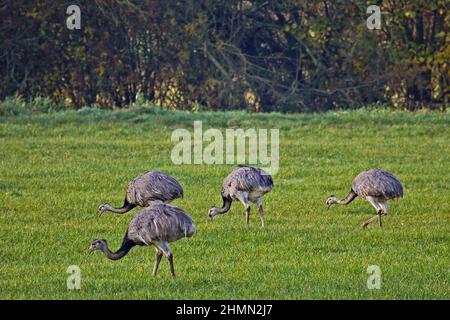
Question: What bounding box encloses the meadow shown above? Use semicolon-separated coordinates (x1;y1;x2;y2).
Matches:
0;108;449;299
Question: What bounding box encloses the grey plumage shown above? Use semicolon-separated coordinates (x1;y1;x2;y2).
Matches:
326;169;404;228
89;202;196;277
98;170;183;215
352;169;403;200
128;202;195;244
208;165;274;227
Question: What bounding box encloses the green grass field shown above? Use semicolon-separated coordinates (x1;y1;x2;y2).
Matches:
0;108;449;299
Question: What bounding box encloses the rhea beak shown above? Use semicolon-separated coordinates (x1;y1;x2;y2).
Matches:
87;244;96;254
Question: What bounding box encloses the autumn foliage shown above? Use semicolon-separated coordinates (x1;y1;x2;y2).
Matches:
1;1;448;111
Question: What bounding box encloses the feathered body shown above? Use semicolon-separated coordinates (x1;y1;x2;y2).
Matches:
352;169;403;200
99;170;183;215
221;165;274;202
208;165;274;227
326;169;403;228
127;171;183;206
90;202;195;277
128;202;196;245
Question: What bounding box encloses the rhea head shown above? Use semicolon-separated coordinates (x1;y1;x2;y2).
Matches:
98;203;111;216
89;239;107;252
207;206;219;220
325;195;338;209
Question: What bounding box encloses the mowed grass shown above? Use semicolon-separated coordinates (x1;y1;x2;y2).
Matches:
0;109;449;299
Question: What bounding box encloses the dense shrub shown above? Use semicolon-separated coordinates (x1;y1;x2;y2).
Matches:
1;1;448;111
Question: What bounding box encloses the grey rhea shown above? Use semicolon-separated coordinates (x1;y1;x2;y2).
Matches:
98;170;183;216
326;169;404;228
208;165;274;227
89;202;195;277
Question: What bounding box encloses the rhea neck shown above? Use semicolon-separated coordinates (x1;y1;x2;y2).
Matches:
217;196;232;214
103;202;135;214
99;240;135;260
335;190;357;205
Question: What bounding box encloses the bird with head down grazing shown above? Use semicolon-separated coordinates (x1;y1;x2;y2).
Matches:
326;169;403;228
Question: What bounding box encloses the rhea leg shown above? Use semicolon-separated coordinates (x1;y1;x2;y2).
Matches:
236;191;251;225
167;252;175;277
158;241;175;277
378;201;388;227
152;241;175;277
380;202;388;216
246;206;251;224
363;197;384;228
362;210;385;228
377;210;382;227
256;198;266;228
152;248;163;277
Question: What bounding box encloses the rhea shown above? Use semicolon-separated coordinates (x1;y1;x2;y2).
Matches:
326;169;403;228
208;165;274;227
89;202;195;277
98;170;183;215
